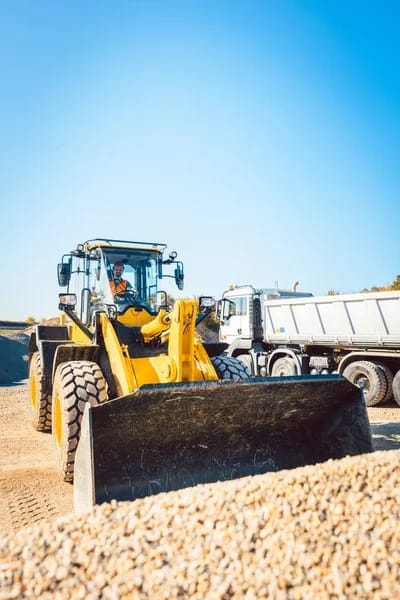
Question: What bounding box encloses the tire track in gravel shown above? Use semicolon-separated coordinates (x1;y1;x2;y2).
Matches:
0;382;73;536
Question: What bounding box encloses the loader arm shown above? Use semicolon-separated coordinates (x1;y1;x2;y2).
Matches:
167;299;218;382
98;312;137;396
139;299;218;383
98;299;218;394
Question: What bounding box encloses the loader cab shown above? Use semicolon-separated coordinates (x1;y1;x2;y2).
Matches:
58;239;184;327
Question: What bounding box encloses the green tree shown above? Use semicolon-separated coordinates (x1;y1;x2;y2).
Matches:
389;274;400;290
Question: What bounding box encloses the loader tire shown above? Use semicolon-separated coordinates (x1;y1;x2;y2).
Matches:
374;362;394;404
342;360;387;406
392;369;400;407
270;356;299;377
211;355;251;380
52;361;108;483
28;352;52;432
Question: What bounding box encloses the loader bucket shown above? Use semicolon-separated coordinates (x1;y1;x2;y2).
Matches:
74;374;372;513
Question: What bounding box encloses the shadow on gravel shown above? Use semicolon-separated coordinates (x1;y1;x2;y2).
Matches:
370;422;400;451
0;334;29;384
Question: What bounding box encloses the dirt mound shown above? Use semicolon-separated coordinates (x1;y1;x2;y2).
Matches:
0;333;29;384
196;321;219;342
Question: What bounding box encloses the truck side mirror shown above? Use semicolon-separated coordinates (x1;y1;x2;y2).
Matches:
175;262;184;290
217;299;235;322
58;258;72;287
216;300;223;320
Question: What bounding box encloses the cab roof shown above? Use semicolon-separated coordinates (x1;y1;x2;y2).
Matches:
82;238;167;254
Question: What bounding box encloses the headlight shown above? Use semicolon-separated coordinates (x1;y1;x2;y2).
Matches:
58;293;77;310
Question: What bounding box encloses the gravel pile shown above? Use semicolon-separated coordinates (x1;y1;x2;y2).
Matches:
1;449;399;599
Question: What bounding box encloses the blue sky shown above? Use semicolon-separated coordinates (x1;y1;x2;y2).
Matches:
1;0;399;320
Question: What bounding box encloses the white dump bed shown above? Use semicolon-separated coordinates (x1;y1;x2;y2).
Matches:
263;291;400;348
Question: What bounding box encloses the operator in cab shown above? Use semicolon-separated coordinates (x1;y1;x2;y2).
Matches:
110;261;134;299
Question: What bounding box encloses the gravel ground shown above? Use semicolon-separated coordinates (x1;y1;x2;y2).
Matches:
0;331;399;597
0;449;399;599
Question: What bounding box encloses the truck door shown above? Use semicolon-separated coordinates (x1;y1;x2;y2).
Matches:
220;295;252;344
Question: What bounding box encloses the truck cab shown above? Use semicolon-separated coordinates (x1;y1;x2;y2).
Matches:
217;285;313;346
217;285;259;346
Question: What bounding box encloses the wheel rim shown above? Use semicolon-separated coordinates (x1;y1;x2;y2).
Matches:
272;358;298;377
29;372;37;412
53;392;62;451
354;374;370;394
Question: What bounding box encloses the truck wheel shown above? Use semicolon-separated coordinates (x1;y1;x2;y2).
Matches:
28;352;52;432
342;360;387;406
270;357;299;377
237;354;254;375
211;355;251;380
52;361;108;482
374;362;393;404
393;369;400;407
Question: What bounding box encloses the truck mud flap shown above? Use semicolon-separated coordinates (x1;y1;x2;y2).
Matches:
74;375;373;513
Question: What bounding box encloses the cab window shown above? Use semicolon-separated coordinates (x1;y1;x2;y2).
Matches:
231;296;248;316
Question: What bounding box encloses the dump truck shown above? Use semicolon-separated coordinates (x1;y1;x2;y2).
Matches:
217;284;400;407
28;241;373;513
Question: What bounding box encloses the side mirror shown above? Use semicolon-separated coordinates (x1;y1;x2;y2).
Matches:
58;258;71;287
199;296;215;313
196;296;216;325
216;299;223;320
174;262;184;291
217;299;235;322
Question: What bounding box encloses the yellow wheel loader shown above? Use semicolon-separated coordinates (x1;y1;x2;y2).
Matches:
28;239;373;513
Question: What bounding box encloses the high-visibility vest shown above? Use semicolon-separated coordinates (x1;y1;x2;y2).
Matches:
110;279;130;296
